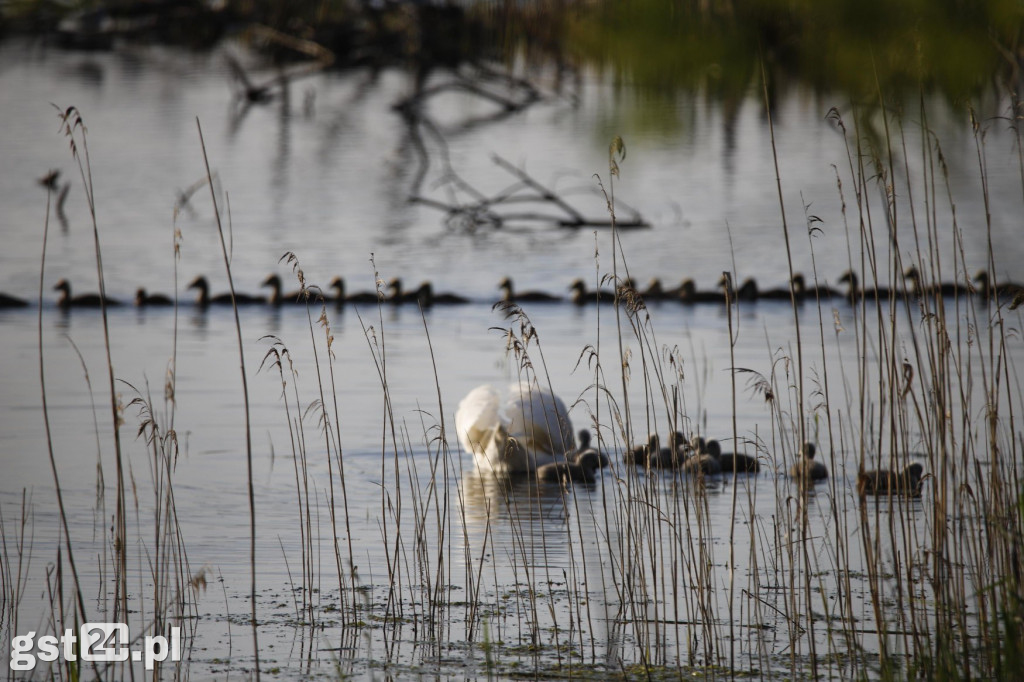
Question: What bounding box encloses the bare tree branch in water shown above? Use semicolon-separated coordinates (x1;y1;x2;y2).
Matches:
410;148;648;232
226;24;335;117
395;64;646;232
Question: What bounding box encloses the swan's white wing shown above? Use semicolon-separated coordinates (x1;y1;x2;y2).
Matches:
454;384;517;474
505;380;575;462
457;381;575;475
456;384;503;456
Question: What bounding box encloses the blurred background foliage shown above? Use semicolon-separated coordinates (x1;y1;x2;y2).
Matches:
561;0;1023;110
2;0;1022;110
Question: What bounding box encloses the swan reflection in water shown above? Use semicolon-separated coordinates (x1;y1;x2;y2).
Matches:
459;469;599;529
457;466;609;577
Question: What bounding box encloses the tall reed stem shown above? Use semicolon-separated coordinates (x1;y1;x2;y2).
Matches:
196;119;260;680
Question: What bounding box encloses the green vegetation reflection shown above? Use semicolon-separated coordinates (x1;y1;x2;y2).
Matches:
565;0;1020;104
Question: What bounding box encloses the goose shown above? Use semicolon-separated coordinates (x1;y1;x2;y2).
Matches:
261;274;310;305
644;277;694;302
678;278;725;304
858;462;924;498
681;435;722;475
789;442;828;482
386;277;422;304
838;270;894;303
134;288;173;306
752;278;794;302
574;429;609;468
0;292;29;308
455;381;576;476
711;439;760;473
903;265;967;298
718;273;758;302
328;276;379;305
569;278;615;305
790;274;840;302
723;274;792;302
640;278;670;301
498;276;562;303
536;450;603;485
53;279;121;308
836;270;861;303
410;281;469;307
187;276;265;307
972;270;1024;302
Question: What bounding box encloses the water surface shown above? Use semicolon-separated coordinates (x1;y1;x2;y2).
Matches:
1;37;1022;679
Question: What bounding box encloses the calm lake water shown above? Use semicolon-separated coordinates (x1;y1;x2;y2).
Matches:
1;36;1023;679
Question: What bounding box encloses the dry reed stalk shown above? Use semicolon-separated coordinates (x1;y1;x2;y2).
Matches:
196;119;260;680
35;143;95;679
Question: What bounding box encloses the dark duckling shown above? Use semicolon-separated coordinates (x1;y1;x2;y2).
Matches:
187;276;265;307
575;429;609;468
499;277;561;303
54;279;121;308
752;278;794;302
134;288;173;307
970;270;1019;307
973;270;1024;302
838;270;894;304
0;292;29;308
790;274;840;302
789;442;828;482
650;431;689;469
836;270;861;303
625;433;660;466
411;281;469;307
569;278;615;305
329;276;379;305
718;273;758;302
640;278;673;302
261;274;311;305
712;440;760;473
681;436;721;475
386;277;423;304
858;462;924;498
536;450;602;485
903;265;967;298
678;278;725;304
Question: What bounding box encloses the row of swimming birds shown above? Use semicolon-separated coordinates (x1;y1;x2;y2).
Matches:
6;276;464;309
623;432;925;497
537;430;924;497
4;268;1022;310
455;383;925;497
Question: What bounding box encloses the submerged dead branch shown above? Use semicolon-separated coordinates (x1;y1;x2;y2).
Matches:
392;59;639;231
393;61;543;130
410;152;648;231
226;26;334;106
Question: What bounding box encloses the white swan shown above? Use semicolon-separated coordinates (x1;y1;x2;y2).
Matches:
455;381;576;475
